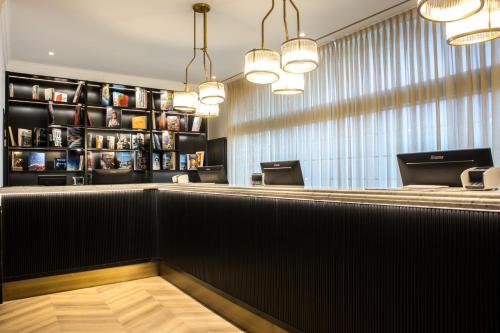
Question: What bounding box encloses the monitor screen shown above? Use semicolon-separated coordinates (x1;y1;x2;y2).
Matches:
260;160;304;186
197;165;229;184
397;148;494;187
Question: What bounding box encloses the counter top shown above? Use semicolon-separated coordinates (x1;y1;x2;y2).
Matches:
1;183;500;211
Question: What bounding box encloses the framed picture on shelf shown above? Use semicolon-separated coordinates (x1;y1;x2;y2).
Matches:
106;107;121;128
11;152;24;171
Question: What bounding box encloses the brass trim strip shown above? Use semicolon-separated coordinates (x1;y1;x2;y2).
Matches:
3;262;159;301
159;262;296;333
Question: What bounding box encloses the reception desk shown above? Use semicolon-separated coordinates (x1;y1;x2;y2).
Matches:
1;184;500;333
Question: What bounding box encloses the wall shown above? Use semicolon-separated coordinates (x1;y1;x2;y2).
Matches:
0;0;8;187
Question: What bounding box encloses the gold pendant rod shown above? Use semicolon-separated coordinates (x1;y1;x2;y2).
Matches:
261;0;276;48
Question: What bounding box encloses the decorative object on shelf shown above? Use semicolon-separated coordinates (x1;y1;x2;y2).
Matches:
187;153;199;170
28;152;45;171
196;151;205;167
135;87;147;109
49;128;63;147
272;69;304;95
101;84;110;106
18;128;32;147
32;85;39;100
162;131;175;150
417;0;484;22
195;103;219;117
192;116;202;132
160;90;173;111
132;115;147;129
112;91;129;107
54;91;68;103
11;152;24;171
244;0;317;95
54;158;67;170
179;154;188;170
47;101;56;125
167;116;181;131
106;107;121;128
44;88;54;101
9;83;14;98
446;0;499;45
8;126;17;146
96;135;104;149
173;3;225;112
107;135;116;150
152;153;161;170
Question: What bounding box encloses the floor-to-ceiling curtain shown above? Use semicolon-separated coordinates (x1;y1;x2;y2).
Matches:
226;9;499;188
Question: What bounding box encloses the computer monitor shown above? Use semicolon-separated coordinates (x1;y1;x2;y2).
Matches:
397;148;494;187
92;169;133;185
197;165;229;184
260;160;304;186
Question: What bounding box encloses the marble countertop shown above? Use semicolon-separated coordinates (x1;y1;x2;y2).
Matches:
1;183;500;211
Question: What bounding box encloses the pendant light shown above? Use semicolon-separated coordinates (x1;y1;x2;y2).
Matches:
417;0;485;22
195;102;220;118
446;0;499;45
281;0;319;74
244;0;281;84
173;3;225;112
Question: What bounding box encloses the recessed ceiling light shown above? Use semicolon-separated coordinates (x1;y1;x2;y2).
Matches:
48;51;55;56
299;32;305;37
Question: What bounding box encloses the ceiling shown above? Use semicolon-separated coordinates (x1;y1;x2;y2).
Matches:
7;0;410;84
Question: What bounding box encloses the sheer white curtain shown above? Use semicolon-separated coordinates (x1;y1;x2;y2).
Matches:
226;9;500;188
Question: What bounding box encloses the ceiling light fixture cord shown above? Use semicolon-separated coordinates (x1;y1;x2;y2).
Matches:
283;0;289;40
184;10;198;92
289;0;301;37
262;0;276;48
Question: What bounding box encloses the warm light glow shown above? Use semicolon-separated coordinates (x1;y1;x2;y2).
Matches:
417;0;484;22
244;49;281;84
195;102;219;117
173;91;198;112
272;70;304;95
199;81;225;105
48;51;55;56
281;38;319;74
446;0;499;45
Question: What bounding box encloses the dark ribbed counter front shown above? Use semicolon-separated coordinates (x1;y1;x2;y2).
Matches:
1;184;500;332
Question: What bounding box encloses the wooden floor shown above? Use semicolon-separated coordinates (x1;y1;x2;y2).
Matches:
0;276;243;333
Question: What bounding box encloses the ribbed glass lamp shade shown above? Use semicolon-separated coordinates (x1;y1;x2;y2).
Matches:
199;81;225;105
244;49;281;84
446;0;499;45
281;38;319;74
417;0;484;22
173;91;198;112
272;70;304;95
195;102;219;117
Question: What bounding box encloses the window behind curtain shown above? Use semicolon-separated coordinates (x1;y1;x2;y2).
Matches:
226;9;500;188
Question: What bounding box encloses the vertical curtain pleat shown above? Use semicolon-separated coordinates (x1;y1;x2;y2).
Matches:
226;8;499;188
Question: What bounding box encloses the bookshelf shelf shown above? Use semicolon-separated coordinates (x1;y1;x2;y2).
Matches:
5;71;208;186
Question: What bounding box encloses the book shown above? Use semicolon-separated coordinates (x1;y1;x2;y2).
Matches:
101;84;110;106
152;153;161;170
106;107;121;128
48;101;55;125
54;158;67;170
96;135;104;149
135;87;147;109
196;151;205;167
160;90;173;111
116;133;131;150
87;151;94;171
28;152;45;171
167;116;181;131
116;151;134;169
44;88;54;101
49;128;63;147
153;133;161;150
179;154;187;171
107;135;116;150
100;152;116;169
162;131;175;150
18;128;32;147
131;133;145;150
32;85;39;100
192;117;202;132
87;133;94;148
54;91;68;103
67;128;83;149
73;81;85;103
33;128;47;147
11;151;24;171
9;83;14;98
8;126;16;146
132;116;147;129
135;151;148;171
112;91;129;107
157;111;167;130
67;153;82;171
187;154;199;170
162;152;176;170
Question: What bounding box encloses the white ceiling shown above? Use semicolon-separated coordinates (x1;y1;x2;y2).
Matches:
7;0;411;84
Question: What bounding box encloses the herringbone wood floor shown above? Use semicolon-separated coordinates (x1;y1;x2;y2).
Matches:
0;276;243;333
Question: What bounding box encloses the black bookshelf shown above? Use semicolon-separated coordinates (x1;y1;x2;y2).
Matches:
4;72;208;186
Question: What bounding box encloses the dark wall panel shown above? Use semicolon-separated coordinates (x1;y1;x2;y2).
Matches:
2;190;156;281
158;191;500;333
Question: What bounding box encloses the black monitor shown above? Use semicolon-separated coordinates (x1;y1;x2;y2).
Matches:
38;174;67;186
397;148;494;187
92;169;133;185
260;160;304;186
197;165;229;184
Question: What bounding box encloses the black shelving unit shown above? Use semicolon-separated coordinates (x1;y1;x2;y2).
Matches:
4;72;209;186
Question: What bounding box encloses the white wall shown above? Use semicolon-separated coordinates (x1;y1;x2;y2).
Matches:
208;102;228;140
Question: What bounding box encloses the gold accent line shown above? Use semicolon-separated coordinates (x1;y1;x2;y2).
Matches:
159;262;292;333
3;262;159;301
